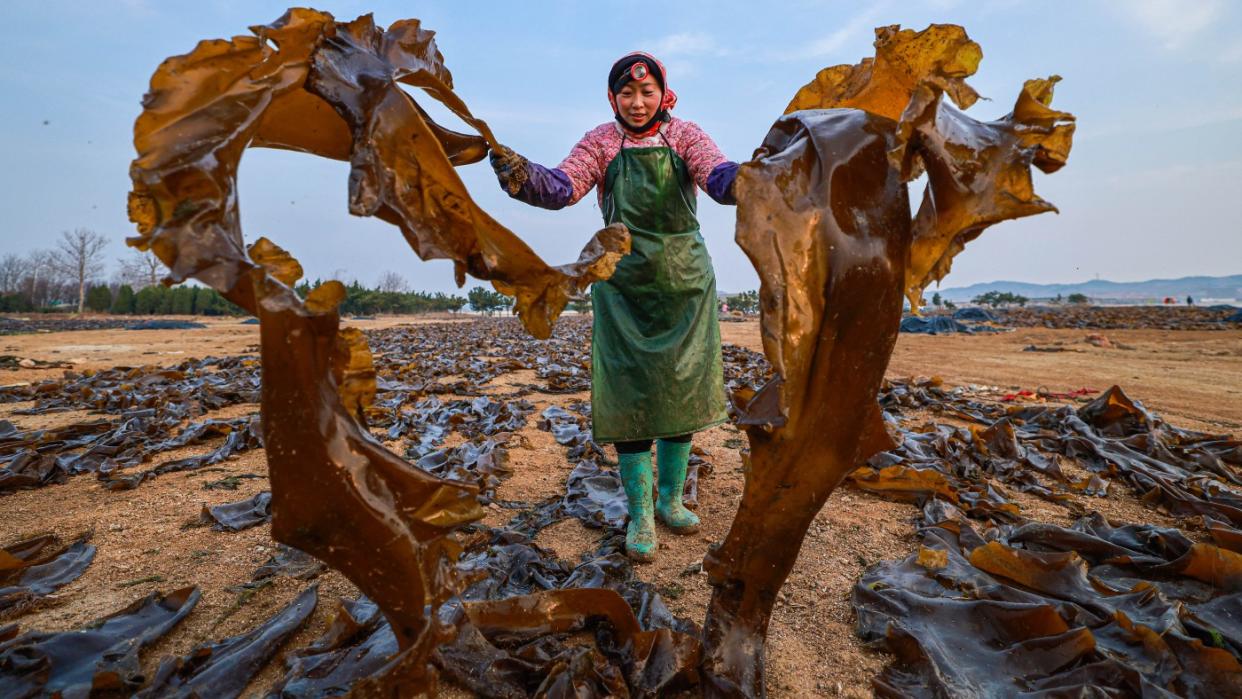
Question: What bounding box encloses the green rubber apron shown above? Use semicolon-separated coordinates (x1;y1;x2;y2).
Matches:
590;141;728;443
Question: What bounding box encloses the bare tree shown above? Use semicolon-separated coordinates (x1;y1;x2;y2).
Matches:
23;250;60;308
117;250;163;289
0;255;23;294
52;229;109;314
376;271;409;293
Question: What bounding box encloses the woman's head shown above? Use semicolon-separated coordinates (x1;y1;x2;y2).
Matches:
607;52;677;137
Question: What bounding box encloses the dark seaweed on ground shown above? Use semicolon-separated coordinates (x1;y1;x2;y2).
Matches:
136;584;317;698
0;534;95;617
203;490;273;532
854;379;1242;695
0;587;200;696
128;319;207;330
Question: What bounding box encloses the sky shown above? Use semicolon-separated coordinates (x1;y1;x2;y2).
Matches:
1;0;1239;295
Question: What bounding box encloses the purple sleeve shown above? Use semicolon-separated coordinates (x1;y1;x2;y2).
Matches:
512;161;574;210
706;161;739;206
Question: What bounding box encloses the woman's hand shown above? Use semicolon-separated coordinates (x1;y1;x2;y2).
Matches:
489;145;529;195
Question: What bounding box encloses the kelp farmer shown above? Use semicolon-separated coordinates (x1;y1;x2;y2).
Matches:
489;52;739;562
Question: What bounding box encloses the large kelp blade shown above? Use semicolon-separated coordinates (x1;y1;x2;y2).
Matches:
0;587;199;696
124;8;632;692
136;585;317;698
702;23;1073;696
0;535;95;615
702;108;911;696
785;24;982;118
901;79;1076;307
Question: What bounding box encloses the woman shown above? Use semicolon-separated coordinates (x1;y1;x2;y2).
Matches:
490;52;739;562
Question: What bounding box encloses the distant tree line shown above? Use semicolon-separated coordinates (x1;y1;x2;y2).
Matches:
724;290;759;315
930;292;957;310
972;291;1029;308
0;236;472;317
298;279;467;316
467;286;513;315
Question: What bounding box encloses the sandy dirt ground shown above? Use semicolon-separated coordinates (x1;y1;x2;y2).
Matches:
1;317;1239;697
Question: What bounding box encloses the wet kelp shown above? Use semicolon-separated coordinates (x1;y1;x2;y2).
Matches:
135;584;317;698
0;534;95;617
994;305;1242;330
125;11;1079;696
847;379;1242;695
0;587;199;696
0;583;323;697
125;8;655;695
855;518;1242;697
701;24;1074;694
126;8;629;338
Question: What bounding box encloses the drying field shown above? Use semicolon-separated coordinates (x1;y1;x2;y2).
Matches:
1;314;1241;697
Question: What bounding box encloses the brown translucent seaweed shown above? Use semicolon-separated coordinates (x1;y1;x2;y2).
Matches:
126;12;1075;696
701;24;1073;694
846;377;1242;694
123;8;656;696
126;8;629;339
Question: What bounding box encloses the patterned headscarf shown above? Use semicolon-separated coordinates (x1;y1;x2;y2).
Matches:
607;52;677;138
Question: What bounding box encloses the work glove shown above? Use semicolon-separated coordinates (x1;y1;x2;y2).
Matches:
489;145;529;196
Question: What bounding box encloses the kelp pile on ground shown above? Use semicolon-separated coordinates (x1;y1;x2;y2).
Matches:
849;378;1242;695
0;356;263;493
991;305;1242;330
0;319;672;696
0;319;599;498
0;316;227;335
5;314;1241;694
0;581;328;697
0;317;138;336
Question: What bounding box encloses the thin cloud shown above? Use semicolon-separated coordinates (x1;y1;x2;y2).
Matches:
769;3;891;62
1103;158;1242;189
1078;103;1242;141
643;31;731;57
1124;0;1226;49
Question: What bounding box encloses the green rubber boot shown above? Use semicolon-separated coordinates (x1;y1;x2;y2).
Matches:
656;439;701;534
618;451;657;562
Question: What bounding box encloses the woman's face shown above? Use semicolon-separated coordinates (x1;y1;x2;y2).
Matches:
615;73;662;128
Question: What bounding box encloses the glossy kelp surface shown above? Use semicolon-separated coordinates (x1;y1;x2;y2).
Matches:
852;379;1242;696
126;8;629;339
9;320;1240;694
0;587;199;696
135;584;317;698
0;534;95;617
203;490;274;532
701;24;1073;694
0;357;262;493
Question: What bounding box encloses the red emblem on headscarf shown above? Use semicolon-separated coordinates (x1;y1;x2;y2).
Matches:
607;52;679;138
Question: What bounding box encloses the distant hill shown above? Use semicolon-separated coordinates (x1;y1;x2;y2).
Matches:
935;274;1242;304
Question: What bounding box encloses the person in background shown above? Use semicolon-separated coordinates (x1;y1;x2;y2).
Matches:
488;52;739;562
